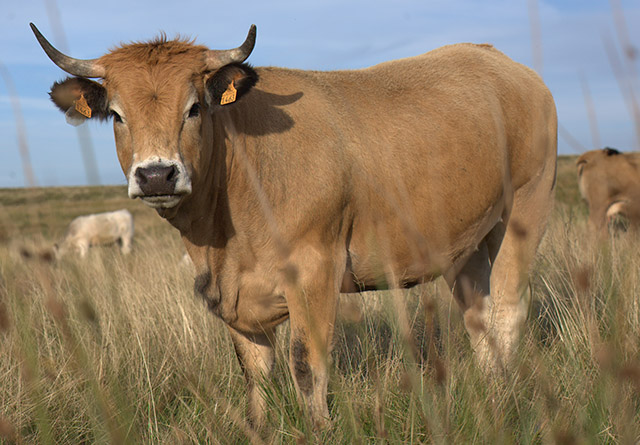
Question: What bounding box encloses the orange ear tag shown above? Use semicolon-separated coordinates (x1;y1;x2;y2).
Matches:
220;81;237;105
74;94;92;118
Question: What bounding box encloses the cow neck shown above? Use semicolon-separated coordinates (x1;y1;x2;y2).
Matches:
172;108;268;282
165;112;234;252
217;108;292;261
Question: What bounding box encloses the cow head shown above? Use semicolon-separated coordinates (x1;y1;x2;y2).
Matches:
31;23;258;213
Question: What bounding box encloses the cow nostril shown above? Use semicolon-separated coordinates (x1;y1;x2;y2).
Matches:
135;168;148;185
166;165;177;182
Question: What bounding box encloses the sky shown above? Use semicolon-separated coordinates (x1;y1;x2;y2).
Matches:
1;0;639;188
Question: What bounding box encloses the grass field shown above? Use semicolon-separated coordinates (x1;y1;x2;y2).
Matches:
2;155;640;443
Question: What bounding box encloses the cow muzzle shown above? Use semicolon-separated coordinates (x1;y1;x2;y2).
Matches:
128;160;192;209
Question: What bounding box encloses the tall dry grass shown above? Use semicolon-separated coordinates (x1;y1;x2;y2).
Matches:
1;177;640;443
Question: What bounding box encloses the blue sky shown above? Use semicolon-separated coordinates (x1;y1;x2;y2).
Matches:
1;0;639;188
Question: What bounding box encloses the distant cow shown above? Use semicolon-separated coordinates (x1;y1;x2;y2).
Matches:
55;209;134;257
33;23;557;427
576;147;640;234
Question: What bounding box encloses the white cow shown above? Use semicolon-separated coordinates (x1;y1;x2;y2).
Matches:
55;209;134;257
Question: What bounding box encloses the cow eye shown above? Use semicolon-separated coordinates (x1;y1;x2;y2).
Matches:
110;110;123;123
188;103;200;118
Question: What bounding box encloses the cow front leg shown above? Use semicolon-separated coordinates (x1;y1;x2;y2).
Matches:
77;240;89;257
285;253;342;429
288;320;336;429
227;326;276;429
120;234;132;254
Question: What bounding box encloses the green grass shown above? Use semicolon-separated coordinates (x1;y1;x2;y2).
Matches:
1;156;640;443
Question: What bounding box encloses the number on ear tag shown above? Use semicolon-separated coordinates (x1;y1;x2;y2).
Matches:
74;94;92;118
220;82;237;105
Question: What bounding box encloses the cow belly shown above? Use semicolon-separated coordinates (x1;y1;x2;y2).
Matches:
89;232;119;246
345;202;505;290
344;242;443;291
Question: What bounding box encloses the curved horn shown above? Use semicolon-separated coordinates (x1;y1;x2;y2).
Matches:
204;25;257;69
30;23;105;78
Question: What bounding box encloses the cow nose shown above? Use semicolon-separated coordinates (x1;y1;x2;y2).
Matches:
135;164;178;195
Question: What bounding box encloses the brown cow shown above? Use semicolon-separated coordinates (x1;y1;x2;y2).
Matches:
576;147;640;234
32;23;557;427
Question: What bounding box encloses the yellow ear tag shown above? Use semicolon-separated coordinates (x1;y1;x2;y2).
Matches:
74;94;92;118
220;81;237;105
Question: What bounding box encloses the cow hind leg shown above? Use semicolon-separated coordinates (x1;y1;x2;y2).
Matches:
444;236;495;371
488;178;553;368
227;326;276;429
446;176;553;372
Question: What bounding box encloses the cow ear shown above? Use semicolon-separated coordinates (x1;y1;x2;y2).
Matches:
576;160;586;176
50;77;109;125
205;62;258;110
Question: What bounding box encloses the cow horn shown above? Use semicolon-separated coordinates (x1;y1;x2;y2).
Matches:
205;25;257;69
30;23;106;78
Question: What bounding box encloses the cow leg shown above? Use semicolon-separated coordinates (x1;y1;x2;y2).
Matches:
447;178;553;372
444;237;495;371
227;326;276;428
77;240;89;257
485;179;553;369
286;249;343;428
120;235;132;254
